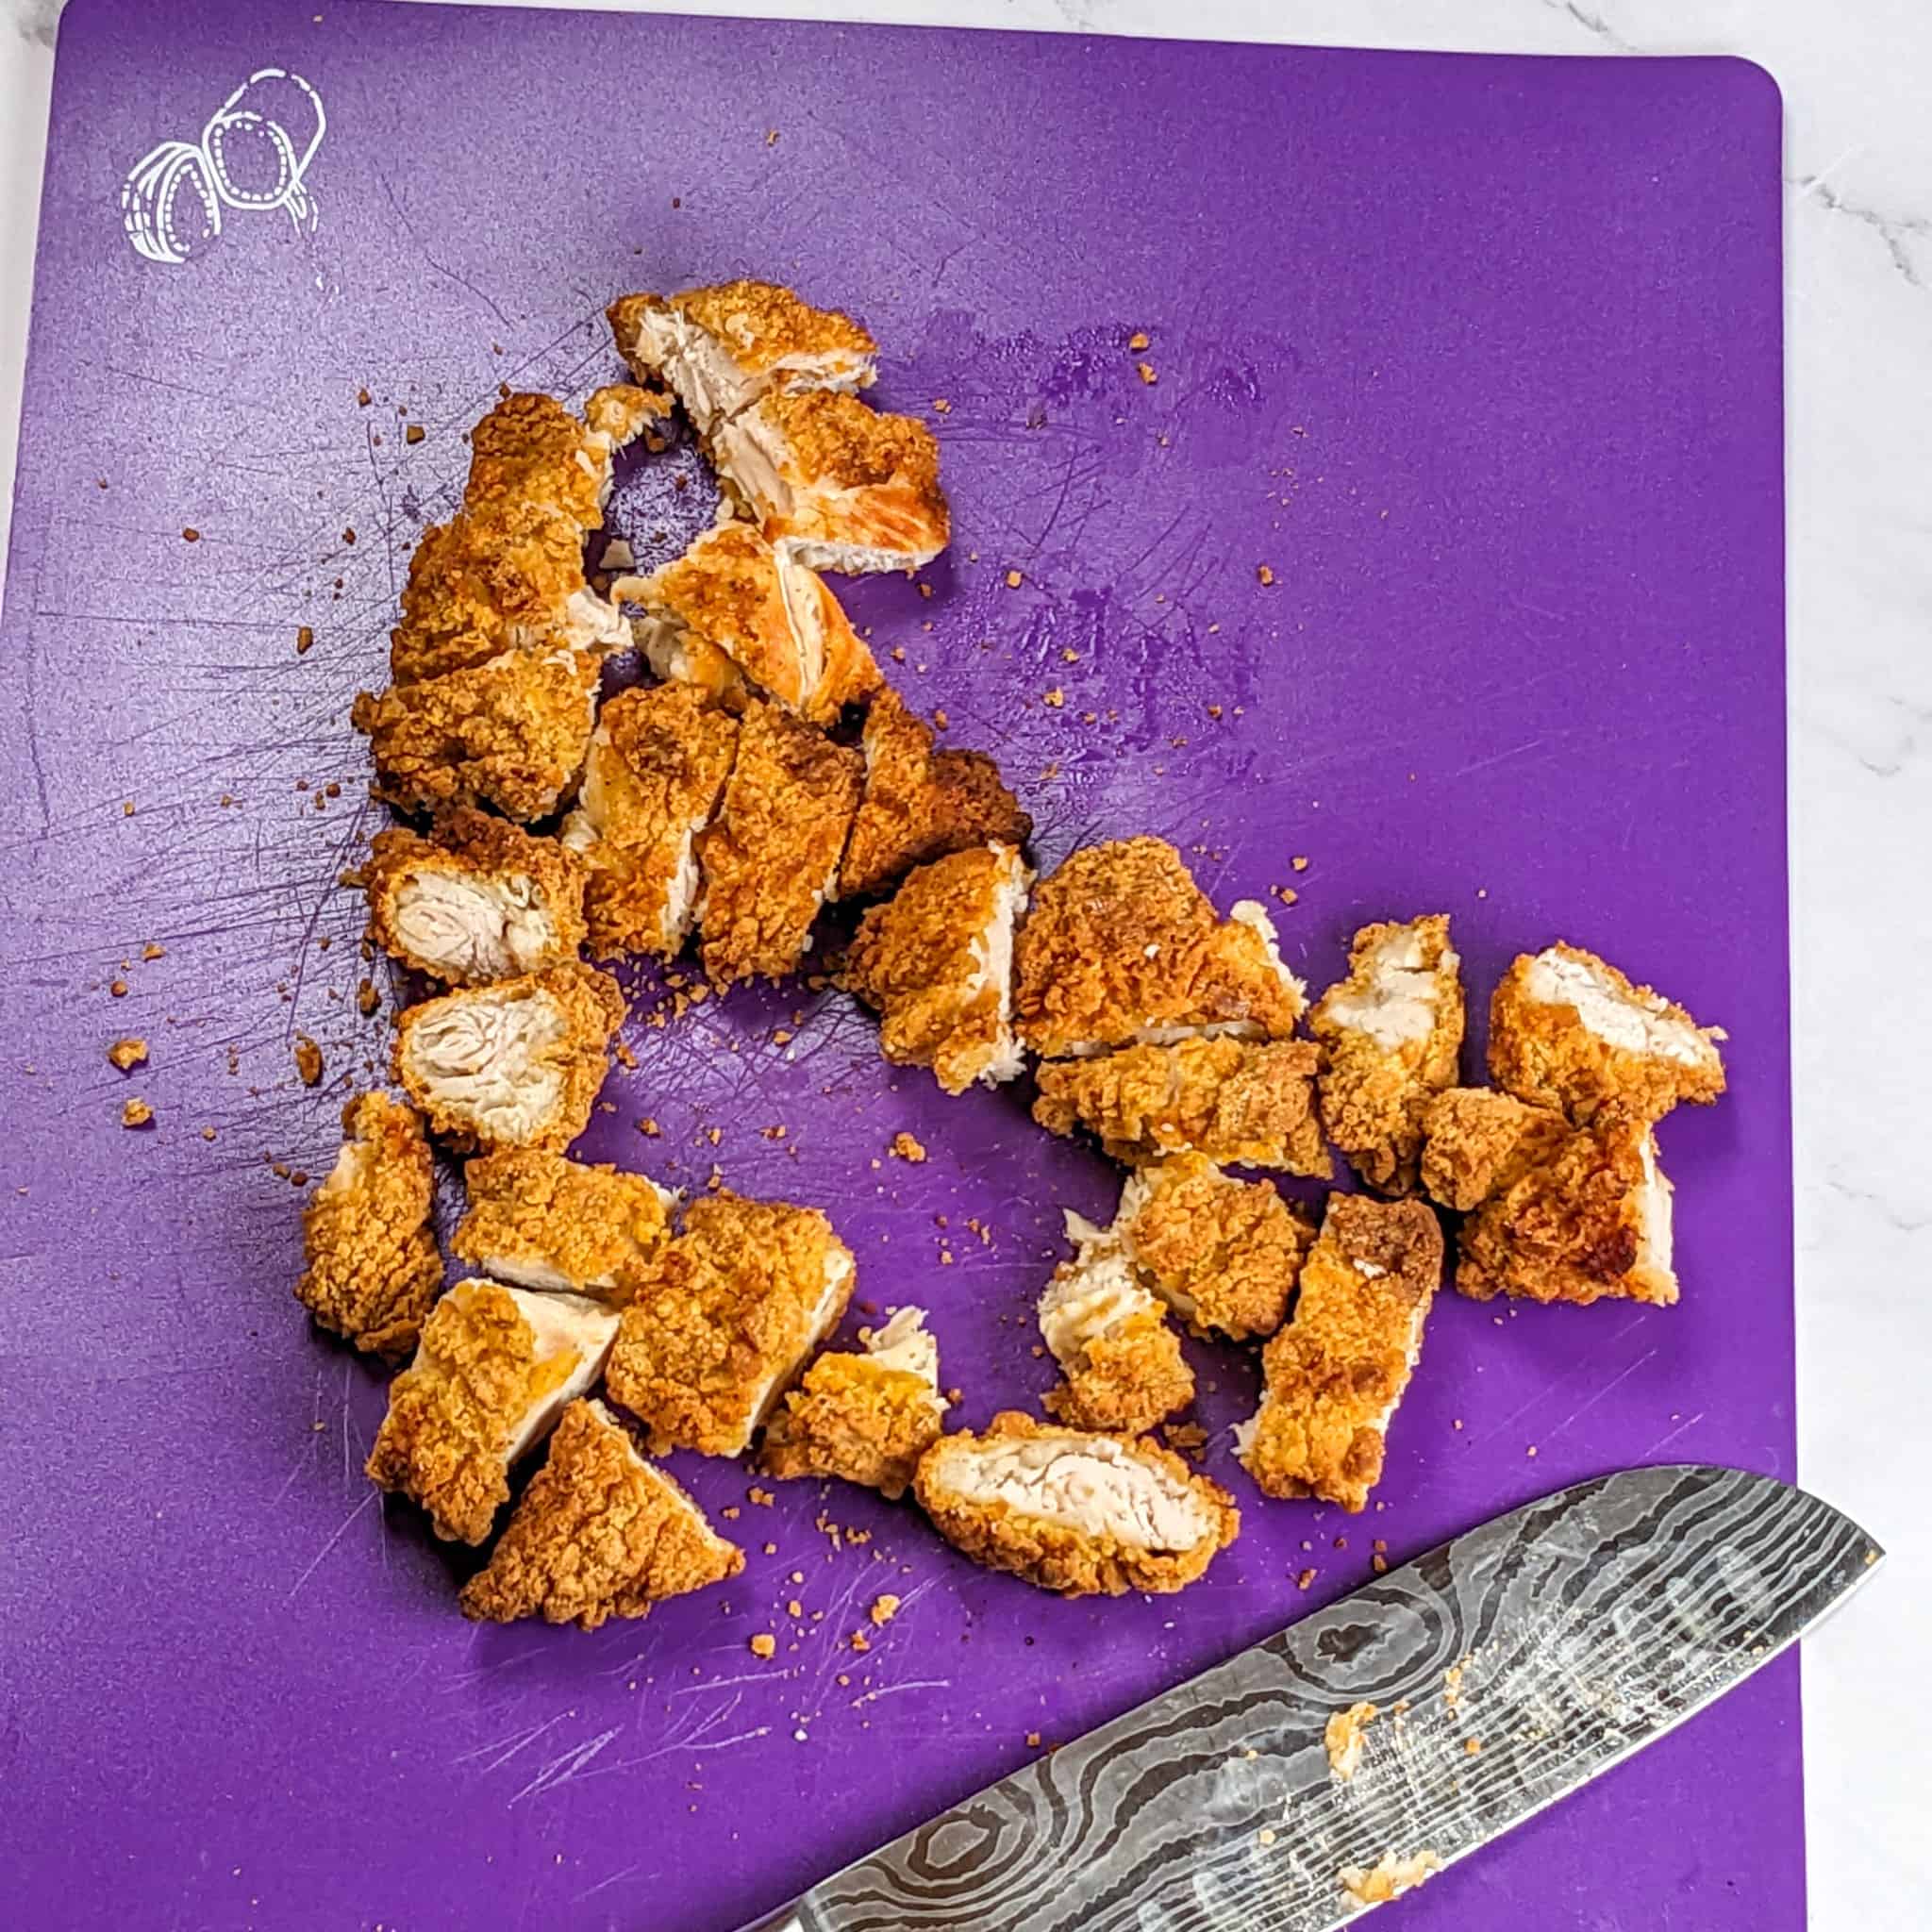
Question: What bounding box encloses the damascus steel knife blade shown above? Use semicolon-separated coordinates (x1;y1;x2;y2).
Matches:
739;1463;1881;1932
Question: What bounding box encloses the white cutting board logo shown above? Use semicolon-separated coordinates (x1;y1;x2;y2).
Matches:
120;68;325;266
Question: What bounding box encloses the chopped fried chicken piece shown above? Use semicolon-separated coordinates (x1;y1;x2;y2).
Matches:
1033;1036;1330;1174
1311;915;1463;1193
1418;1087;1570;1213
1489;942;1727;1124
617;521;878;724
696;699;861;986
914;1411;1238;1597
353;644;601;824
606;1191;856;1456
459;1398;743;1628
839;687;1032;901
1339;1852;1442;1907
1014;839;1304;1058
608;280;877;437
1037;1235;1193;1434
842;842;1031;1093
760;1307;948;1499
1456;1104;1678;1307
560;683;740;959
1237;1195;1442;1513
294;1091;444;1357
366;1279;618;1544
452;1149;676;1302
392;962;624;1152
365;808;588;986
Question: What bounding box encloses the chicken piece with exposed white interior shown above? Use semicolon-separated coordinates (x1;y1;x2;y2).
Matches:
1036;1227;1194;1435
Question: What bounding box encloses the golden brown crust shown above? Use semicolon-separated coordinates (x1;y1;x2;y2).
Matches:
605;1191;855;1456
1243;1196;1443;1513
364;808;589;985
391;962;625;1153
354;646;600;824
609;282;876;387
760;1351;945;1500
458;1400;743;1628
1014;839;1304;1058
1456;1105;1677;1307
1122;1153;1313;1341
295;1092;444;1358
365;1280;578;1544
1488;943;1727;1124
1033;1036;1331;1174
839;688;1032;901
841;842;1027;1094
1311;916;1463;1194
1041;1307;1194;1435
913;1412;1238;1597
452;1150;674;1302
567;683;740;960
1418;1088;1570;1213
697;700;862;986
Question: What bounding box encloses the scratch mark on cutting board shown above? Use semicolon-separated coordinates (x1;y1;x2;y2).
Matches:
284;1489;375;1602
510;1727;621;1805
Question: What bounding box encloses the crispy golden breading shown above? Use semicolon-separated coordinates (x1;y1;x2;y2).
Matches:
392;962;625;1153
1014;838;1305;1058
839;687;1032;901
841;842;1030;1094
1240;1196;1443;1513
452;1149;675;1303
605;1191;856;1456
760;1309;947;1500
459;1399;743;1629
353;645;601;824
1042;1310;1194;1436
1418;1087;1571;1213
1033;1036;1331;1174
364;808;589;986
913;1411;1238;1597
366;1279;618;1544
1117;1153;1314;1341
1311;915;1463;1194
390;386;664;685
696;700;862;986
622;522;879;724
561;683;740;960
1488;942;1727;1124
1457;1105;1678;1307
295;1092;444;1358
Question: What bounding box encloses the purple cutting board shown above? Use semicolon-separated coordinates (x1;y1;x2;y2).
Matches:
0;5;1789;1928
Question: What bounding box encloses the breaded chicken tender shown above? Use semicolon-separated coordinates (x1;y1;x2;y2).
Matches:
1418;1087;1570;1213
760;1307;948;1500
353;644;602;824
608;280;877;437
392;962;625;1153
294;1091;444;1357
617;521;878;724
841;842;1031;1093
452;1149;676;1302
1014;839;1304;1059
1456;1104;1678;1307
1037;1235;1193;1434
459;1398;743;1628
1311;915;1463;1194
1111;1153;1315;1341
1033;1036;1331;1175
914;1412;1238;1597
560;682;740;960
1489;942;1727;1124
364;808;588;986
366;1279;618;1544
838;687;1032;901
1237;1195;1443;1513
696;699;862;986
605;1191;856;1457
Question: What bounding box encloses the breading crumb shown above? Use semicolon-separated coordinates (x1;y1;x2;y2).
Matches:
108;1037;148;1072
1257;565;1274;586
750;1633;776;1658
121;1098;154;1128
293;1036;325;1086
890;1131;927;1163
1042;688;1064;708
1005;570;1024;588
1137;362;1158;385
869;1593;901;1626
1127;331;1150;351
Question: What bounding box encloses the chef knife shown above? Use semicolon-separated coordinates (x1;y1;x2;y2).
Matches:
740;1462;1880;1930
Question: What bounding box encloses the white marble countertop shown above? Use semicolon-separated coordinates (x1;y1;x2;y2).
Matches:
2;0;1924;1922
